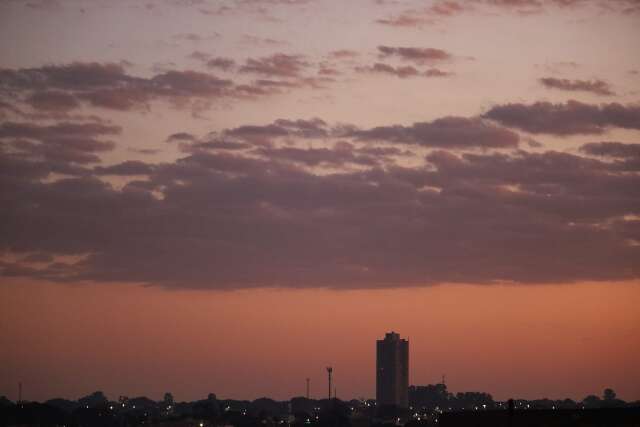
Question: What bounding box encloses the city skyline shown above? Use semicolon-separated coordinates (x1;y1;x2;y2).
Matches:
2;329;632;408
1;0;639;406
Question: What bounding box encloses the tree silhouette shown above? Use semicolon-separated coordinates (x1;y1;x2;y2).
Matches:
583;395;601;408
78;391;108;408
603;388;617;401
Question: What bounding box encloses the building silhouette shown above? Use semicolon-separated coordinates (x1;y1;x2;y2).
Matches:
376;331;409;411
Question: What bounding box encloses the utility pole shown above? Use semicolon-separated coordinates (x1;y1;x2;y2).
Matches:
326;367;333;401
306;378;310;399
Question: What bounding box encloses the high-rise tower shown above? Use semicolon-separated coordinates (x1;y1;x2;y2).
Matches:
376;332;409;409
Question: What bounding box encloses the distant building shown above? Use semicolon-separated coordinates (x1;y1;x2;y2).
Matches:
409;383;450;410
376;331;409;410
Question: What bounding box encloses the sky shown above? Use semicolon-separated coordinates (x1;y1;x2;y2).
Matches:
0;0;639;404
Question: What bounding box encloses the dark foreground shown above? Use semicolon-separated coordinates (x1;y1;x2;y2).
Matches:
2;406;640;427
439;407;640;427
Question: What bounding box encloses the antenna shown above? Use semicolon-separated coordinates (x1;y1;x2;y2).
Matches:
326;367;333;401
306;378;310;399
18;382;22;403
442;374;446;386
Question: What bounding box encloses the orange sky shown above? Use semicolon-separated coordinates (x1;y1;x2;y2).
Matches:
1;279;639;403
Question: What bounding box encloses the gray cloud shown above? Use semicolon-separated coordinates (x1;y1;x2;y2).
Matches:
329;50;360;59
539;77;615;96
0;121;120;139
226;118;330;140
206;57;236;71
184;116;510;150
376;1;475;27
350;117;519;148
2;114;639;289
25;90;80;111
580;141;640;171
254;144;379;167
377;46;452;64
94;160;157;176
239;53;309;78
580;141;640;158
2;141;639;288
0;121;119;168
375;0;640;28
0;61;306;114
355;63;453;79
167;132;197;143
483;100;640;135
356;63;419;78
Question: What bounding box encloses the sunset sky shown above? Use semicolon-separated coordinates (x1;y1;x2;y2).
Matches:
1;0;639;404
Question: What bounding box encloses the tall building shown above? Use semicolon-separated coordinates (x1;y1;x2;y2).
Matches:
376;331;409;410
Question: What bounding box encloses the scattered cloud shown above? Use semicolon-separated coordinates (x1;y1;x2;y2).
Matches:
226;117;330;140
253;143;382;167
94;160;157;176
579;141;640;171
376;0;640;28
350;117;519;148
128;148;162;155
356;63;422;78
580;141;640;158
424;68;454;77
377;46;452;64
240;35;289;46
356;63;453;79
239;53;309;78
0;121;119;168
376;1;470;27
25;90;80;111
484;100;640;135
328;50;360;59
167;132;197;143
539;77;615;96
0;61;322;115
206;57;236;72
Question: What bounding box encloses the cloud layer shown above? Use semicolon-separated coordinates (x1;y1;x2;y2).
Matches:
484;100;640;135
539;77;615;96
0;59;333;115
2;108;639;289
